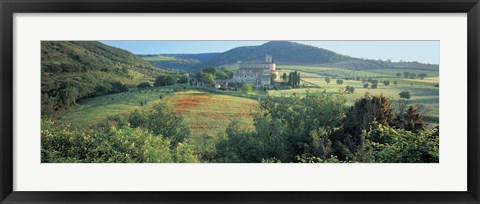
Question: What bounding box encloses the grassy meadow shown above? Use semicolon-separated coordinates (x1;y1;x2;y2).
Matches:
274;65;439;124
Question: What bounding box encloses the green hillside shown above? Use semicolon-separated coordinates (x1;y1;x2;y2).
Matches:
201;41;352;68
41;41;167;116
144;41;439;73
139;53;219;72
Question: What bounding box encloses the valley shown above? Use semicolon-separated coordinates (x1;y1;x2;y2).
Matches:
42;40;440;163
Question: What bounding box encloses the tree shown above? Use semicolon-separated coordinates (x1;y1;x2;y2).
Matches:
297;72;301;85
396;73;402;78
397;105;427;133
215;70;229;80
363;83;369;88
345;85;355;94
393;81;398;86
383;80;390;86
288;73;293;86
110;81;129;93
409;73;417;79
399;91;411;99
270;73;277;83
128;103;190;145
371;83;378;89
154;75;177;87
325;77;331;84
240;84;254;94
178;74;189;83
137;82;151;89
287;71;300;86
354;123;438;163
202;67;217;75
336;79;343;85
336;94;396;159
195;72;216;86
282;73;287;81
418;73;427;79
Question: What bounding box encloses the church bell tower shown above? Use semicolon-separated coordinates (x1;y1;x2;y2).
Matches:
266;54;273;63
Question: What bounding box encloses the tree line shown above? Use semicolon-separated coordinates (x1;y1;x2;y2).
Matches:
215;91;438;163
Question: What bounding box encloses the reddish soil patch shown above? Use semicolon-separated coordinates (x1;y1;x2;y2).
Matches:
169;96;211;112
247;103;258;108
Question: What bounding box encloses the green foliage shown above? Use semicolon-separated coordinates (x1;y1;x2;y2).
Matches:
127;103;189;145
336;94;395;158
41;120;174;163
137;82;151;89
41;41;165;117
42;102;197;163
345;85;355;94
395;105;427;133
399;91;411;99
355;123;438;163
154;75;177;86
418;73;427;79
216;91;348;162
287;71;301;86
336;79;344;85
325;77;331;84
240;84;254;94
195;71;216;86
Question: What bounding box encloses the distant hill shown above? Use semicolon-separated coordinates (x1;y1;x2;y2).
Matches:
142;41;439;72
41;41;167;115
200;41;352;67
139;53;220;72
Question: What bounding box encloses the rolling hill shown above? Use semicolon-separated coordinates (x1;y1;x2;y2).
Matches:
139;53;220;72
41;41;168;116
141;41;439;73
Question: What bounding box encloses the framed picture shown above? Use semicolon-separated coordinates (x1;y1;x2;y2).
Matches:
1;0;479;203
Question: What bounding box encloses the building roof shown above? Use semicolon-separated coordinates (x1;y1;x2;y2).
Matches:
239;61;275;64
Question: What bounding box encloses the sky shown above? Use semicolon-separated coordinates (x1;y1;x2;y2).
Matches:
100;40;439;64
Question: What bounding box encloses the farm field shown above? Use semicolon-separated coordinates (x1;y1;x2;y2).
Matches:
274;65;439;124
165;90;257;143
57;86;258;144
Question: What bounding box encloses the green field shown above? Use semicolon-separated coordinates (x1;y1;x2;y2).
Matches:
274;65;439;124
142;55;178;61
57;86;258;144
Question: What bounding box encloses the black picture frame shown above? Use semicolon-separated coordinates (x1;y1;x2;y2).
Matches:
1;0;479;203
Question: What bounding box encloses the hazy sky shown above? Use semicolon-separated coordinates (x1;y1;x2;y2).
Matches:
100;40;439;64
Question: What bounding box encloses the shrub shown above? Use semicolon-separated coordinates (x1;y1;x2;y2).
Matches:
137;82;151;89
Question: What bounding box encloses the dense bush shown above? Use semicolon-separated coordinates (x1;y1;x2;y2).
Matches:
42;102;198;163
41;120;174;163
127;103;190;145
214;91;439;163
354;123;439;163
215;91;348;163
137;82;151;89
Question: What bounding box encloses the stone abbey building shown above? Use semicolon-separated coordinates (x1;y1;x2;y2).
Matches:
232;54;279;86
